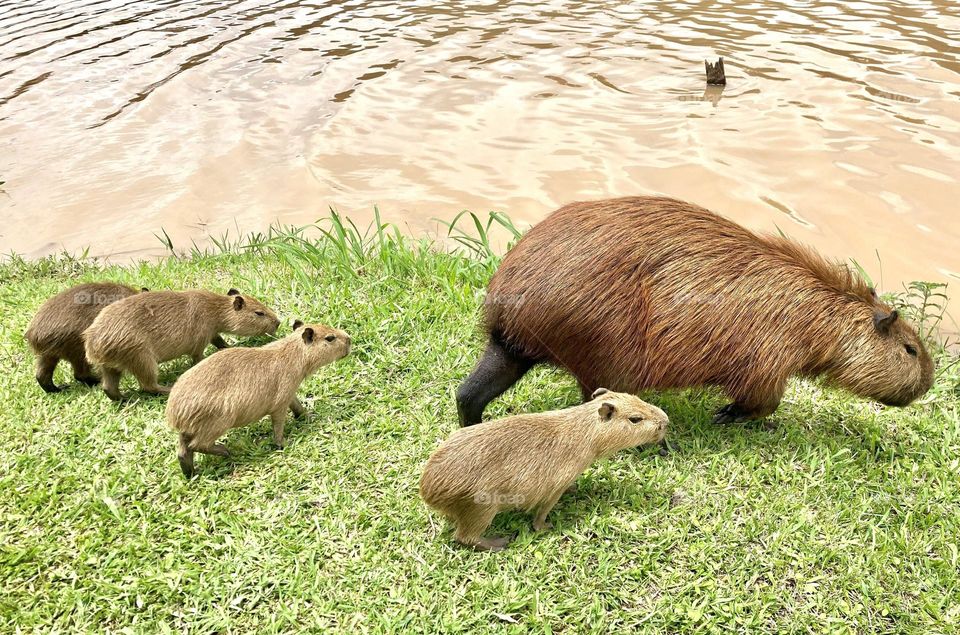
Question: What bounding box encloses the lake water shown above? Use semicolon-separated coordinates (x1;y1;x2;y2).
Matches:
1;0;958;327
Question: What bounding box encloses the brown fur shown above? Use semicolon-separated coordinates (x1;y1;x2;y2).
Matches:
166;321;350;477
24;282;143;393
84;289;280;400
463;196;933;424
420;389;667;551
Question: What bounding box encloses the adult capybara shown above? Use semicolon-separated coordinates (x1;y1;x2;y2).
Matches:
457;196;934;425
167;320;350;477
25;282;145;393
84;289;280;400
421;388;667;551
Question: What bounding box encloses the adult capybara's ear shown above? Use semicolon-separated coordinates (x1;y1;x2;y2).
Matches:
227;288;240;296
292;319;304;331
302;327;315;344
598;402;616;421
874;310;898;334
233;295;245;310
591;388;610;399
140;287;150;292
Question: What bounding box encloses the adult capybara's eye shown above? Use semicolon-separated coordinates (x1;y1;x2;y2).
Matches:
904;344;918;357
628;416;643;423
255;310;265;316
325;334;337;342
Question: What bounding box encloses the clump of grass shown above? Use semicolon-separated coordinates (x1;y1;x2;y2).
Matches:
0;210;958;632
437;210;523;263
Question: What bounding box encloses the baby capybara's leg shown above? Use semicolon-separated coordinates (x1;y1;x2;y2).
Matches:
289;398;306;419
101;367;123;401
180;442;229;477
453;502;510;551
66;352;99;386
35;354;63;393
177;433;195;478
128;352;170;395
714;378;787;424
456;337;535;426
192;441;230;458
270;408;287;449
532;486;568;532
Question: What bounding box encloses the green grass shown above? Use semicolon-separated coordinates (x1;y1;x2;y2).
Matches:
1;211;958;633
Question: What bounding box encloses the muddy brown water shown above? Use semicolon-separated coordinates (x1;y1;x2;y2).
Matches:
1;1;958;330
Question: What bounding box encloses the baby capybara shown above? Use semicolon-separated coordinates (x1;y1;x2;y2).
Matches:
421;388;667;551
25;282;144;393
84;288;280;400
167;321;350;477
457;196;934;425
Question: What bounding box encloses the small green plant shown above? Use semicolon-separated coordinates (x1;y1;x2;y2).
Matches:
883;281;950;347
154;227;175;256
437;210;523;265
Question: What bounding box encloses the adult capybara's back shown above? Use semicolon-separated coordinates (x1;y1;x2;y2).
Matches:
456;196;934;425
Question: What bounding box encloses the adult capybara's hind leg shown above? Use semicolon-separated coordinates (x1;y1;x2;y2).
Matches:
35;354;63;393
456;337;535;426
714;376;787;424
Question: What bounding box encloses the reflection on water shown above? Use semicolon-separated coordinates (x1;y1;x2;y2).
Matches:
0;0;958;326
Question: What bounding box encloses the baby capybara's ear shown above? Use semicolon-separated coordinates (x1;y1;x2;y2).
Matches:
233;295;245;310
874;310;898;334
598;402;616;421
591;388;610;399
292;319;304;331
227;288;240;296
140;287;149;292
302;327;315;344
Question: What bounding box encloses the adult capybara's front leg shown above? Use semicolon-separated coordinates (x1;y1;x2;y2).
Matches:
456;337;535;426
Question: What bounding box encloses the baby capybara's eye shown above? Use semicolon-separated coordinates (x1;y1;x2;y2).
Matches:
254;310;265;316
325;334;337;342
628;416;643;423
904;344;918;357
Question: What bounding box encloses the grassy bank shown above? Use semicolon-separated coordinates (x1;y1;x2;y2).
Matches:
1;213;958;633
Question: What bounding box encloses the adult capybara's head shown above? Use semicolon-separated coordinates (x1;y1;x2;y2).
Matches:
223;288;280;336
291;320;351;372
828;294;934;407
